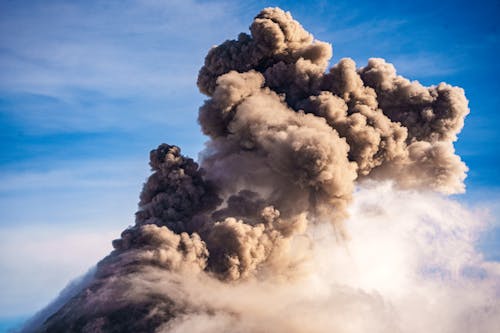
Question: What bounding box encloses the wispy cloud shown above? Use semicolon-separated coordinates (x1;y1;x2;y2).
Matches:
0;158;148;316
0;0;241;97
326;19;407;44
0;158;148;229
383;53;459;78
0;158;146;192
0;224;118;316
0;0;243;133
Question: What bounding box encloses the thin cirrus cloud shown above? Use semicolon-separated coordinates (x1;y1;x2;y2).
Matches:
0;0;240;183
0;224;118;317
0;160;146;317
0;0;243;134
0;0;241;97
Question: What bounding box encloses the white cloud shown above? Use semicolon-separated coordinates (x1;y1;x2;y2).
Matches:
0;0;242;98
387;53;458;78
17;183;500;331
0;0;244;132
0;158;148;230
0;224;119;316
160;184;500;332
0;158;146;192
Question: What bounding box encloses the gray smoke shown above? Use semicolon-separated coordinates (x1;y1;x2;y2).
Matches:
22;8;496;333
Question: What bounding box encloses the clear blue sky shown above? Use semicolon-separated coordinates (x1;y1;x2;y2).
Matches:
0;0;498;330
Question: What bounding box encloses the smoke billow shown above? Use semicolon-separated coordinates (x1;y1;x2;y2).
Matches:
23;7;499;333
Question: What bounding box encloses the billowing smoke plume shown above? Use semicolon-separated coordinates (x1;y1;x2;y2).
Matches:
23;7;499;333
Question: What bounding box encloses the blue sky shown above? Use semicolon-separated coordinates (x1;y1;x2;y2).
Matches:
0;0;499;330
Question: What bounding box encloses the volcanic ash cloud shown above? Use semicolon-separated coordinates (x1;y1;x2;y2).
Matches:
23;7;499;333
